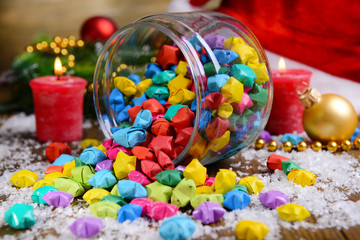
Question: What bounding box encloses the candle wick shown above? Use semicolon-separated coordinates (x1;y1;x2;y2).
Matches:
57;75;60;80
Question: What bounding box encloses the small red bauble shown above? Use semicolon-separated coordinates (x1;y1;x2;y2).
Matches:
80;16;117;42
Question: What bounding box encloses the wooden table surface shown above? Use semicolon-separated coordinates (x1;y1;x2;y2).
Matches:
1;117;358;240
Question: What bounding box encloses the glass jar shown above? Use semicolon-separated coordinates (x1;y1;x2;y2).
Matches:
93;11;272;166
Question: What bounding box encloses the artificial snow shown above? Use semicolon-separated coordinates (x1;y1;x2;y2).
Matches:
0;113;360;239
0;113;35;134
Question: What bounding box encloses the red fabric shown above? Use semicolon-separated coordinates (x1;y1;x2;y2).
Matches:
217;0;360;82
190;0;209;7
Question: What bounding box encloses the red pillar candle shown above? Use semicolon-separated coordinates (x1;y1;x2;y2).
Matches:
266;58;312;134
29;57;87;142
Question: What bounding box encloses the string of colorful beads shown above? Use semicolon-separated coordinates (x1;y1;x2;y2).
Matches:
255;137;360;152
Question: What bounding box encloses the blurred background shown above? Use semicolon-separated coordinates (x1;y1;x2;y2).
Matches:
0;0;172;73
0;0;222;114
1;0;359;115
0;0;176;115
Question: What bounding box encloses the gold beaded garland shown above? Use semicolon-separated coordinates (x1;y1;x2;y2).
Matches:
254;138;265;150
354;138;360;149
267;141;278;152
297;141;308;152
341;140;352;151
326;141;338;152
311;141;322;152
281;141;293;152
254;137;359;152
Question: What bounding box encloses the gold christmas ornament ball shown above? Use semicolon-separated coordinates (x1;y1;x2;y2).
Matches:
296;141;308;151
326;141;338;152
341;140;352;151
281;141;293;152
302;94;358;144
254;138;265;150
311;141;322;151
267;140;278;152
353;138;360;149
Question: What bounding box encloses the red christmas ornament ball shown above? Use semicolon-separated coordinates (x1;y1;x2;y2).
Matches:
80;16;117;42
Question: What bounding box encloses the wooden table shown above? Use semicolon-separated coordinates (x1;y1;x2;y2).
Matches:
1;116;360;239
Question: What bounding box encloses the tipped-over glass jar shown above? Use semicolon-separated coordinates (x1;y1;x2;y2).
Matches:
94;11;273;166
